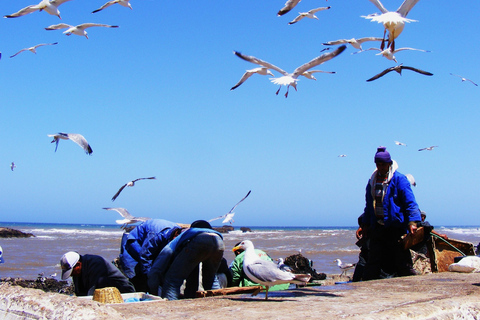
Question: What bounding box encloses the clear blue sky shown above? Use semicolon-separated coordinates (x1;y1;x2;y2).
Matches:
1;1;479;227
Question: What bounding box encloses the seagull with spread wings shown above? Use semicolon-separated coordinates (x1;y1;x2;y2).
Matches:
277;0;301;16
450;73;478;87
47;133;93;155
231;68;274;90
418;146;438;151
209;190;251;225
103;207;150;229
111;177;156;201
234;45;346;97
92;0;132;13
394;141;407;146
288;6;330;25
355;47;429;63
366;64;433;82
10;162;16;171
10;42;58;58
322;37;384;51
5;0;73;19
45;23;119;39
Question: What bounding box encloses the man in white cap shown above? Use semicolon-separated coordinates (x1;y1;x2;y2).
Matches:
60;252;135;296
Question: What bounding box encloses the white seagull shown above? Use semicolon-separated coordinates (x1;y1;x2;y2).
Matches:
394;141;407;146
10;162;16;171
45;23;119;39
362;0;421;50
92;0;132;13
418;146;438;151
288;6;331;25
366;64;433;82
355;47;430;63
231;68;274;90
322;37;384;51
299;70;336;80
47;133;93;155
450;73;478;87
209;190;251;225
338;154;347;158
10;42;58;58
103;207;150;229
276;258;293;273
234;45;346;97
4;0;73;19
277;0;301;16
405;173;416;187
111;177;156;201
233;240;311;300
334;259;356;276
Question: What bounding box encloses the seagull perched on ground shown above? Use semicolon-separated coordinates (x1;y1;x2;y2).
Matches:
322;37;384;51
231;68;274;90
394;141;407;146
277;0;301;16
209;190;251;225
10;162;16;171
405;173;416;187
92;0;132;13
288;6;331;25
47;133;93;155
10;42;58;58
234;45;346;97
45;23;119;39
418;146;438;151
450;73;478;87
366;64;433;82
354;47;429;63
103;207;150;229
276;258;293;272
362;0;421;50
334;259;356;276
233;240;311;300
4;0;73;19
111;177;156;201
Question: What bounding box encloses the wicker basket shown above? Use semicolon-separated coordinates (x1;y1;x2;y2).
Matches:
92;287;124;304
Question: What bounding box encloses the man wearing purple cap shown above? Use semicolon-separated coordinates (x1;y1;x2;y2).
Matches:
361;146;421;280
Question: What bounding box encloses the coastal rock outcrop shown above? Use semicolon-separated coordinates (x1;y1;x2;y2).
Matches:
0;227;34;238
213;226;234;233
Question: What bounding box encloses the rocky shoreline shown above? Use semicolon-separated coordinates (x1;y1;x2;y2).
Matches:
0;227;34;238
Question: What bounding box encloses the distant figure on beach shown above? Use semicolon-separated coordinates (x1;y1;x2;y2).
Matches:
361;146;421;280
60;252;135;296
229;242;289;291
119;219;182;292
147;220;224;300
0;245;4;264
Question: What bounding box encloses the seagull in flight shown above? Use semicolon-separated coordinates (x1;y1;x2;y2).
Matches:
450;73;478;87
45;23;119;39
209;190;251;225
334;259;356;276
231;68;274;90
354;47;430;63
338;154;347;158
277;0;301;16
103;207;150;229
394;141;407;146
288;6;331;25
418;146;438;151
10;42;58;58
111;177;156;201
322;37;384;51
405;173;416;187
234;45;346;97
233;240;311;300
363;0;421;50
47;133;93;155
10;162;16;171
92;0;132;13
4;0;73;19
366;64;433;82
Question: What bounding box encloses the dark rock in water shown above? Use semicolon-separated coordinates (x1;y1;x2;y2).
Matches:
284;253;327;281
0;277;74;295
0;227;35;238
213;226;234;233
240;227;252;233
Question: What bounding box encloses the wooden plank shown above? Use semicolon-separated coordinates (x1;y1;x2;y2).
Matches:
196;286;263;298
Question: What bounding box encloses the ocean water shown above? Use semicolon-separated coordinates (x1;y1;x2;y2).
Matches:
1;222;479;281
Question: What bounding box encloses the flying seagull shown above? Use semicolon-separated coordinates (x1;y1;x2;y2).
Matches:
394;141;407;146
231;68;274;90
4;0;73;19
299;70;336;80
418;146;438;151
234;45;346;97
209;190;251;225
92;0;132;13
111;177;156;201
233;240;311;300
45;23;119;39
338;154;347;157
354;47;430;63
288;6;331;25
450;73;478;87
362;0;421;50
277;0;301;16
322;37;383;51
10;162;16;171
103;207;150;229
334;259;356;276
10;42;58;58
405;173;416;187
47;133;93;155
366;64;433;82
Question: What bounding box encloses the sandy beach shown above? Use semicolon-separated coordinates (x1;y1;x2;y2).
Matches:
2;272;480;319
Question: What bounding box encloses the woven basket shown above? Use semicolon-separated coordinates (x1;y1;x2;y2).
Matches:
92;287;123;304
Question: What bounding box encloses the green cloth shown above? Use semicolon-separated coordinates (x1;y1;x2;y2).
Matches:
229;249;290;291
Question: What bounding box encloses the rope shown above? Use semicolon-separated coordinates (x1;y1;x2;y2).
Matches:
430;233;467;256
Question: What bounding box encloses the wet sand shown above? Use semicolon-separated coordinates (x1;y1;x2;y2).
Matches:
2;272;480;319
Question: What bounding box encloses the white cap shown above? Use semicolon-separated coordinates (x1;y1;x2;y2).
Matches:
60;252;80;280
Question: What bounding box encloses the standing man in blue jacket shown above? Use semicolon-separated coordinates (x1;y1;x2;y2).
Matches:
362;146;421;280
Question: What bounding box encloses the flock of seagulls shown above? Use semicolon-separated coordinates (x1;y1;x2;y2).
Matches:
209;190;251;225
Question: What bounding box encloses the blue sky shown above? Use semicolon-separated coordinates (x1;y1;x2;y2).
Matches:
1;0;479;227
